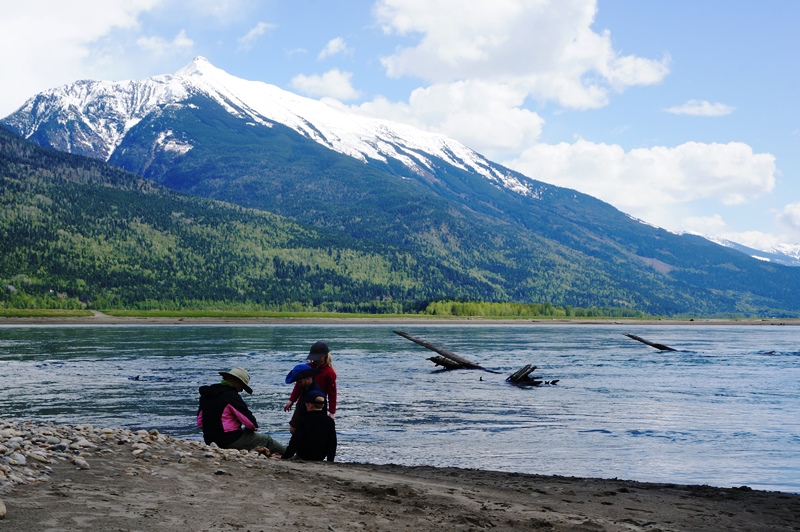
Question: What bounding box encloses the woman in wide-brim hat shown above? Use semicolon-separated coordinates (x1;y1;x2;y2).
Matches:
197;367;285;454
219;367;253;394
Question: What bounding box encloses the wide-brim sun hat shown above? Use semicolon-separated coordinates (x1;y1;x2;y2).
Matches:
219;367;253;394
285;363;321;384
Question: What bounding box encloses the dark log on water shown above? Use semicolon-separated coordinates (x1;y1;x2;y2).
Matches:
513;379;543;387
507;364;539;386
427;356;465;370
393;330;486;370
506;364;536;382
506;364;559;386
623;333;677;351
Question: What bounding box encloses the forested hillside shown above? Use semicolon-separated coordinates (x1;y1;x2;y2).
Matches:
0;126;488;311
3;123;800;317
107;98;800;317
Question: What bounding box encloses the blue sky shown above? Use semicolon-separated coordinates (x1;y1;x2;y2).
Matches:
2;1;798;252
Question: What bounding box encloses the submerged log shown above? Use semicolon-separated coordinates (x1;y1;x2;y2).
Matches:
512;378;543;387
427;356;466;370
623;333;677;351
507;364;537;382
506;364;559;386
507;364;538;386
393;330;486;370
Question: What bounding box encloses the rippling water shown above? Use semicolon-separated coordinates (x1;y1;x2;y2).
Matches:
1;323;798;493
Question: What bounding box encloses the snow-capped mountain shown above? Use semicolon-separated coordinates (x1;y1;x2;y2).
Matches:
3;56;533;197
703;237;800;267
4;57;800;315
8;56;798;268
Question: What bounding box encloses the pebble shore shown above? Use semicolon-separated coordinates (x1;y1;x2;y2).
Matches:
0;418;272;519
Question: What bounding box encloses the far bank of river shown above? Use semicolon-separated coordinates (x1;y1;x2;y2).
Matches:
1;311;798;326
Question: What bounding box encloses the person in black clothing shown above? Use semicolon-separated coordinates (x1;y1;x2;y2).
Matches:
197;367;285;455
283;389;337;462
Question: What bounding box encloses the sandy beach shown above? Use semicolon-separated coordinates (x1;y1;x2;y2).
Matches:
0;421;798;531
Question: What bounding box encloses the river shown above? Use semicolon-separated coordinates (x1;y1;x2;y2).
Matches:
0;323;797;493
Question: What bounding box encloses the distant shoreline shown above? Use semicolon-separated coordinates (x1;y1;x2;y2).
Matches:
1;313;798;326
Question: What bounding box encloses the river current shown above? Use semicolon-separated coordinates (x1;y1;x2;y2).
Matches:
0;323;797;493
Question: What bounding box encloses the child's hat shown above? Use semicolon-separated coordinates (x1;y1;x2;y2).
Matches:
285;363;320;384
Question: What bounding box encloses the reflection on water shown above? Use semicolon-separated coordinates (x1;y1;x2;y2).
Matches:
1;323;798;493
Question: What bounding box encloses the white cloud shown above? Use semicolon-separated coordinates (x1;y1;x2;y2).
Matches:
359;1;791;249
0;0;162;116
684;214;729;235
778;202;800;230
290;68;361;101
237;21;276;51
373;0;669;109
664;99;735;117
352;0;669;161
137;29;194;57
505;140;777;232
721;231;783;253
689;220;791;254
351;80;544;158
318;37;350;60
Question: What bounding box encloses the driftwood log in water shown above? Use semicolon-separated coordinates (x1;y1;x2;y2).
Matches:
505;364;559;386
395;331;552;381
507;364;537;382
623;333;677;351
393;330;486;370
427;356;466;370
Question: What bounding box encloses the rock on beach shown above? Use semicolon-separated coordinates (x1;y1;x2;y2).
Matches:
0;419;257;496
1;418;274;524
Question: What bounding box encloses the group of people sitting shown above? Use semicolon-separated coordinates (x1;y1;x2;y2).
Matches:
196;341;337;461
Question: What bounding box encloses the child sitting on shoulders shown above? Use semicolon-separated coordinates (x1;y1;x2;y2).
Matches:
284;341;337;419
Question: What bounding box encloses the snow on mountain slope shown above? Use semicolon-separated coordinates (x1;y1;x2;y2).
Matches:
4;57;534;197
5;75;192;160
9;57;797;265
702;235;800;267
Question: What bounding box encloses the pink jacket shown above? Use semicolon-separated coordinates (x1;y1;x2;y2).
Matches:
196;403;257;432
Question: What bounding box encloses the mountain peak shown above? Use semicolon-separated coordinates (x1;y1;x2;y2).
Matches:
175;56;218;78
2;58;540;196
